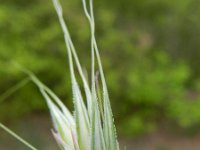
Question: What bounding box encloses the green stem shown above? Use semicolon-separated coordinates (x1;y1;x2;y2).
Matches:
0;123;38;150
0;77;30;103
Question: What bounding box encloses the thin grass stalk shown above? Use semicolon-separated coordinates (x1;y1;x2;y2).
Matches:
0;123;37;150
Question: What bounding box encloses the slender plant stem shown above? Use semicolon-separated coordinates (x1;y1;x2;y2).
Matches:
0;77;30;104
0;123;38;150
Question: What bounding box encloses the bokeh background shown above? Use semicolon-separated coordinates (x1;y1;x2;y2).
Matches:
1;0;200;149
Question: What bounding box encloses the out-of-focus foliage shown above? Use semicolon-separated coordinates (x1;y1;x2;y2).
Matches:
1;0;200;136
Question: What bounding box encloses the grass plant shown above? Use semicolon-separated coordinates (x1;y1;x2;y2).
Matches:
0;0;119;149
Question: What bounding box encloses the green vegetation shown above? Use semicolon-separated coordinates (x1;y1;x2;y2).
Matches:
1;0;200;137
0;0;119;149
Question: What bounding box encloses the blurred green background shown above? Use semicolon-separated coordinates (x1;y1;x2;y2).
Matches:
1;0;200;149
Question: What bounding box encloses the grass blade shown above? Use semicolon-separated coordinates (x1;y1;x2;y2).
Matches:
0;123;37;150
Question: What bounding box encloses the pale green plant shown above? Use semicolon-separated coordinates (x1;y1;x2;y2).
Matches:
0;0;119;149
